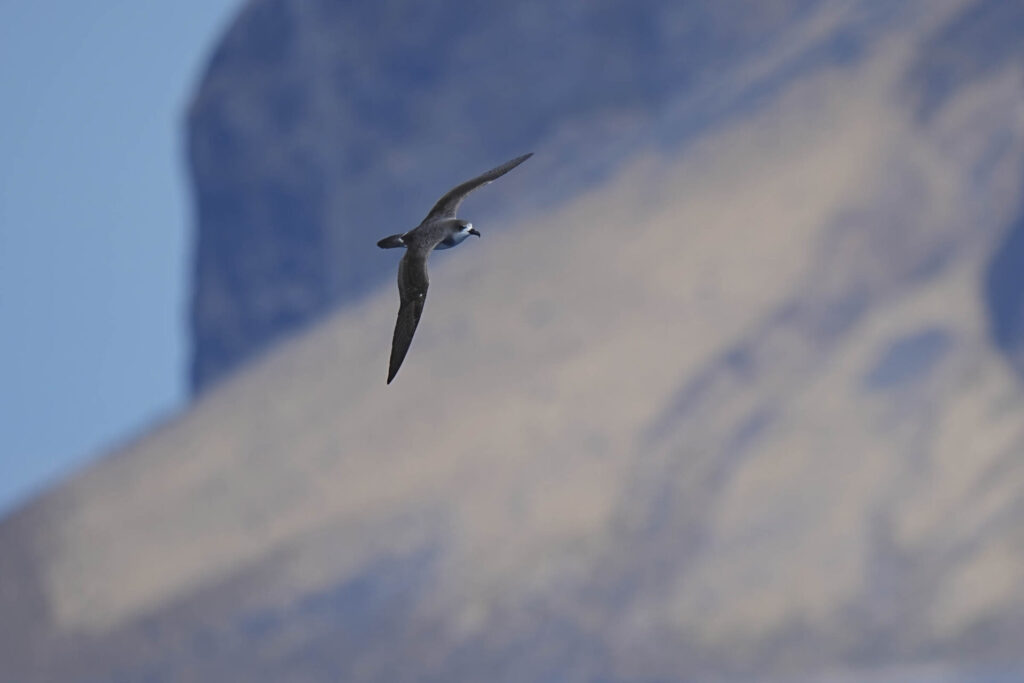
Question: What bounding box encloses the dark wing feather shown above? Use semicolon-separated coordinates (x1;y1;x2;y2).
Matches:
387;249;430;384
423;153;532;222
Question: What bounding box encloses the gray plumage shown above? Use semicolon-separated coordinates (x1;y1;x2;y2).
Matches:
377;153;533;384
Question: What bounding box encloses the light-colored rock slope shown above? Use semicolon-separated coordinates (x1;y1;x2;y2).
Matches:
4;6;1024;681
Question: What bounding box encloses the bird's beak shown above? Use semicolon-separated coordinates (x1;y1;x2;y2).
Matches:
468;227;481;237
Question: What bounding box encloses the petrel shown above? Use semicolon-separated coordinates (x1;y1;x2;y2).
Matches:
377;152;533;384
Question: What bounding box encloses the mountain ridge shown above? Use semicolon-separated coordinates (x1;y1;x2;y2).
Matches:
5;0;1024;680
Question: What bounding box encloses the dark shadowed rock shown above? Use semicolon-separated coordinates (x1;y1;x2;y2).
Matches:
985;205;1024;377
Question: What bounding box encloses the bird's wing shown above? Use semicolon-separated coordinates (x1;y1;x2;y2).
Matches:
388;248;430;384
423;153;533;222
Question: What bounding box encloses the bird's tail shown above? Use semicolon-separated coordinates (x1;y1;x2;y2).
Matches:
377;234;405;249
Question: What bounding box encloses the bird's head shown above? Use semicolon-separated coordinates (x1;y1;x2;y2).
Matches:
463;222;480;238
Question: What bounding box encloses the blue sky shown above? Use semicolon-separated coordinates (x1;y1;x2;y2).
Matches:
0;1;240;516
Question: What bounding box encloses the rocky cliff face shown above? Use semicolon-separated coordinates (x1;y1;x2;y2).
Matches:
5;0;1024;681
185;0;831;390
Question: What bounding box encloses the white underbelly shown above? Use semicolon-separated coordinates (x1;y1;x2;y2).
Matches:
436;232;470;250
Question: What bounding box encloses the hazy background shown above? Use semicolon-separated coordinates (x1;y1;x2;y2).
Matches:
0;1;237;514
3;0;1024;681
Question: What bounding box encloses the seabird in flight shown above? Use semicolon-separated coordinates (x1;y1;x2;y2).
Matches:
377;152;533;384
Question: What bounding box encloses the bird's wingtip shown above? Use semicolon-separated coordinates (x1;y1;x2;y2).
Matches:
506;152;533;169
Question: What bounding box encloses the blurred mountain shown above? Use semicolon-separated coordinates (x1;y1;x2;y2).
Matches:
4;0;1024;681
185;0;837;390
